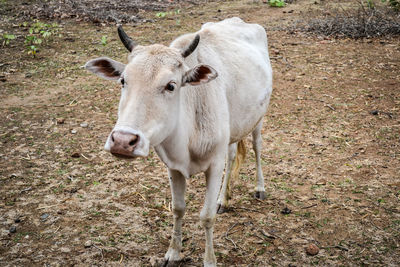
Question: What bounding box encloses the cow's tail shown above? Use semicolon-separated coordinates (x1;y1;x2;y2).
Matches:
230;140;246;191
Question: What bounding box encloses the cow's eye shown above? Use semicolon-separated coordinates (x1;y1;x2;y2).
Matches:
165;82;175;92
120;78;125;86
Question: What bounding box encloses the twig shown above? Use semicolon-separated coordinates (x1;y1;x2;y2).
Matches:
226;222;240;236
93;244;104;259
20;187;32;193
139;183;150;190
81;153;90;160
302;203;318;209
225;235;238;249
325;104;336;111
69;97;79;106
134;191;146;201
259;229;280;240
224;222;240;249
37;204;58;210
322;245;349;251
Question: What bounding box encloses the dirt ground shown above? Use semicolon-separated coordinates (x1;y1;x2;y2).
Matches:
0;0;399;266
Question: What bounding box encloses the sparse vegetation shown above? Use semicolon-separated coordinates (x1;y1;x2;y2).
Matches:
21;20;60;57
268;0;286;7
299;1;400;38
1;33;15;46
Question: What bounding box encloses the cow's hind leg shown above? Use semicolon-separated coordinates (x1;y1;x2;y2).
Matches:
217;142;237;214
201;159;224;266
252;121;266;200
163;169;186;266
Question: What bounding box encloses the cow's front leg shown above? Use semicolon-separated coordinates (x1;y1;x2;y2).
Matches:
201;160;224;266
163;169;186;266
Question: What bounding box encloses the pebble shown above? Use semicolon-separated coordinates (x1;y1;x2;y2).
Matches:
56;118;65;124
305;243;319;256
84;240;92;248
80;122;88;128
369;110;379;115
40;213;49;221
14;218;21;223
9;226;17;233
71;129;77;134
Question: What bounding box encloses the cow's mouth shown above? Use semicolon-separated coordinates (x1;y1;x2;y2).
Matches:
111;152;136;159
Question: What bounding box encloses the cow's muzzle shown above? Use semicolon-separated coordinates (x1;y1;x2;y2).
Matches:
109;130;139;159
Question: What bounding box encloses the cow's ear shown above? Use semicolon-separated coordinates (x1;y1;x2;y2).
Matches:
85;57;125;81
183;64;218;86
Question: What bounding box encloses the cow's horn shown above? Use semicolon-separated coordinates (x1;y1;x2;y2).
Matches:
118;25;136;52
182;34;200;58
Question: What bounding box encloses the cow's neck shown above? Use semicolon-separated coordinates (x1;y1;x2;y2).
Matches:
155;86;227;178
154;48;229;178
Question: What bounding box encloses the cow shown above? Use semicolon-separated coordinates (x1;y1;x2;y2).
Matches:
85;17;272;266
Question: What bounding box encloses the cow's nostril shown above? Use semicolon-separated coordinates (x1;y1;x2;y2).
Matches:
111;134;115;142
129;136;138;147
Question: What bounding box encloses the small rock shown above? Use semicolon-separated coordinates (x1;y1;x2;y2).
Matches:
281;207;292;215
84;240;92;248
14;218;21;223
56;118;65;124
40;213;49;221
25;73;32;78
71;129;77;134
71;152;80;158
60;247;71;253
9;226;17;233
80;122;88;128
369;110;379;115
305;243;319;256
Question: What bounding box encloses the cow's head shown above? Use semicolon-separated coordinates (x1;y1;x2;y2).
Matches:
85;26;218;158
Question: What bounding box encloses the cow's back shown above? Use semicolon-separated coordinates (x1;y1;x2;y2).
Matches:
170;17;272;147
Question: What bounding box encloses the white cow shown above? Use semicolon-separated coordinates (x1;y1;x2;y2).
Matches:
85;17;272;266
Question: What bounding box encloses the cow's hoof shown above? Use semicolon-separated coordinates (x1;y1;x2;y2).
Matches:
254;191;266;200
217;204;227;214
160;259;181;267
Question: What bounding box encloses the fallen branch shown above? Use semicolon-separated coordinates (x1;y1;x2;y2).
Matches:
302;203;318;209
259;229;277;239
